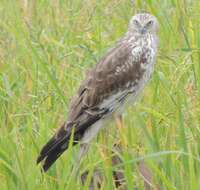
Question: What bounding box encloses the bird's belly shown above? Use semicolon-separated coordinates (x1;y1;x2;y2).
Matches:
131;63;154;98
101;44;156;116
115;63;154;115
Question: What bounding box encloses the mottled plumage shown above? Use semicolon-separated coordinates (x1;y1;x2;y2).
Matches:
37;13;159;171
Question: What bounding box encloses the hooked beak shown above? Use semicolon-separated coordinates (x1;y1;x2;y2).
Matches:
140;27;146;35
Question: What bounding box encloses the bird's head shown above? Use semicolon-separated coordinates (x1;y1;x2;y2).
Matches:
129;13;159;35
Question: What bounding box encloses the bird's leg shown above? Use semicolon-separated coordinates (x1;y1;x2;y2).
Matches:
78;143;89;164
115;114;124;129
112;115;127;188
71;143;89;178
114;114;127;146
99;132;109;159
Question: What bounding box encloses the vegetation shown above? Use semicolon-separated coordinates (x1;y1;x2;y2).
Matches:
0;0;200;189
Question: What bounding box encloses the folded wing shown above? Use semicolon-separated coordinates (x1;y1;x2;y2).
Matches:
37;41;143;171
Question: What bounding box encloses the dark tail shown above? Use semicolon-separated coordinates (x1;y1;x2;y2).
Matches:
36;109;108;172
36;124;73;172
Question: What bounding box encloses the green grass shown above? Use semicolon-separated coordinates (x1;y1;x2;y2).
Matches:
0;0;200;189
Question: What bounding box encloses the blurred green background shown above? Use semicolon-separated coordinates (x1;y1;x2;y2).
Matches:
0;0;200;189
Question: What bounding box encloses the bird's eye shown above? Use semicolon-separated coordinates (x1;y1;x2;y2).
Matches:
133;19;139;25
146;20;153;27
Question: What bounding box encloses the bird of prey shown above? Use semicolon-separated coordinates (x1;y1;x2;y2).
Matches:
37;13;159;172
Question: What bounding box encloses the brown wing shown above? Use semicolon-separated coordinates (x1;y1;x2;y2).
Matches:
37;41;145;171
68;42;144;121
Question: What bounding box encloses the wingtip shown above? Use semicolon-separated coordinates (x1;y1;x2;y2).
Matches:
36;156;49;172
42;163;50;172
36;154;43;165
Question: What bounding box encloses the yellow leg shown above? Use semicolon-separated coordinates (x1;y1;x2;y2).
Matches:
114;114;127;147
115;114;124;129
